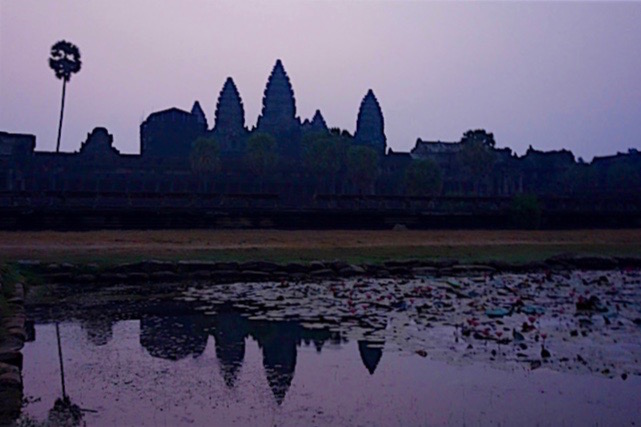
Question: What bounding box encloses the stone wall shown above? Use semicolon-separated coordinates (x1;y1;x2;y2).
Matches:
0;271;27;425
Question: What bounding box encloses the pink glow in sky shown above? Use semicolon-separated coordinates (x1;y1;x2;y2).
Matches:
1;1;640;159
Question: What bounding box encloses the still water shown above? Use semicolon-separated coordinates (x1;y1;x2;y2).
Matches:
20;303;641;427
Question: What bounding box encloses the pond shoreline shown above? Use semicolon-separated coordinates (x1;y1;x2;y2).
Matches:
0;269;27;426
14;254;641;287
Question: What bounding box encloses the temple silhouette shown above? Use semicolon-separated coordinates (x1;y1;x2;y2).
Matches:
1;59;640;228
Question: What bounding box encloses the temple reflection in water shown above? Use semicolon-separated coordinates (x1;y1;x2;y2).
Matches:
130;305;385;404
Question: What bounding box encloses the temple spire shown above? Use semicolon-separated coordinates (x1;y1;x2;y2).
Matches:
256;59;298;135
358;340;383;375
354;89;386;154
191;101;207;129
302;109;329;135
311;110;328;132
213;77;246;136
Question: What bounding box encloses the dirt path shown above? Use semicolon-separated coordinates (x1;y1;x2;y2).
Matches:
1;229;639;250
1;229;640;264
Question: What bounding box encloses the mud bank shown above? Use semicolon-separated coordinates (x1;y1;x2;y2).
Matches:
0;271;28;425
14;254;641;288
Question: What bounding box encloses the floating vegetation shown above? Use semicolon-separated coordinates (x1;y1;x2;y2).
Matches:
180;270;641;378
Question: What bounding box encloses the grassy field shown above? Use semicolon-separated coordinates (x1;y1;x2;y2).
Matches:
0;229;639;265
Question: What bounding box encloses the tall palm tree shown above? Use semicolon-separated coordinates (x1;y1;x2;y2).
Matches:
49;40;82;153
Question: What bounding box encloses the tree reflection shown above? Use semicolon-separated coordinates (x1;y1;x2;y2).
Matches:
80;317;115;346
140;314;209;361
49;323;84;426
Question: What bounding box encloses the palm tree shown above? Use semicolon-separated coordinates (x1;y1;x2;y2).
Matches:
49;40;82;153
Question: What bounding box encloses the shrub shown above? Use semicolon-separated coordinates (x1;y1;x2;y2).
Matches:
510;194;542;229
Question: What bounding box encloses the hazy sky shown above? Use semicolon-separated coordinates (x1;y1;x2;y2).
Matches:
1;1;640;160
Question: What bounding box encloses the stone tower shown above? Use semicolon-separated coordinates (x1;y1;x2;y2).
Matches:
354;89;386;155
191;101;208;129
310;110;328;133
302;109;329;135
212;77;247;151
256;60;301;154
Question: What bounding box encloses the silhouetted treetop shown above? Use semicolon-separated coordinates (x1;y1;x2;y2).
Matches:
245;133;278;176
302;132;348;179
49;40;82;82
347;145;380;194
190;136;221;174
404;158;443;197
49;40;82;153
462;129;495;148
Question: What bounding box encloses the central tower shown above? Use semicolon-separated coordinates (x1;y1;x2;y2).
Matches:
256;60;301;156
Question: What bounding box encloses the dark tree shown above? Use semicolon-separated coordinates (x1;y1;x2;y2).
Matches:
245;133;278;191
563;163;598;195
190;137;221;193
190;137;221;174
302;132;348;192
404;159;443;197
329;127;353;138
606;162;641;191
346;145;380;194
510;194;542;229
458;129;496;195
49;40;82;153
462;129;496;148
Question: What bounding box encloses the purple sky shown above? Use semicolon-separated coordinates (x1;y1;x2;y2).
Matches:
1;1;640;160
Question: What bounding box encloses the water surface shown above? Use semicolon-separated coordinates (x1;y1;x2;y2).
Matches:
20;271;641;426
21;305;641;426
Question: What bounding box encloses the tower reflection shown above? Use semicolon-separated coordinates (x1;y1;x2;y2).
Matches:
211;309;248;388
140;313;209;361
250;321;300;405
358;340;384;375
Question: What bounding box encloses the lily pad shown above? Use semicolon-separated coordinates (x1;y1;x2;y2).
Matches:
522;305;546;315
485;308;510;318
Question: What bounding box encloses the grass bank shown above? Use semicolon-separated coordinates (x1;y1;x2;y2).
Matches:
0;265;22;341
0;229;639;266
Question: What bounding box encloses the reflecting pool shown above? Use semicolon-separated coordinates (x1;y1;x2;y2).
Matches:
20;300;641;426
18;270;641;425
